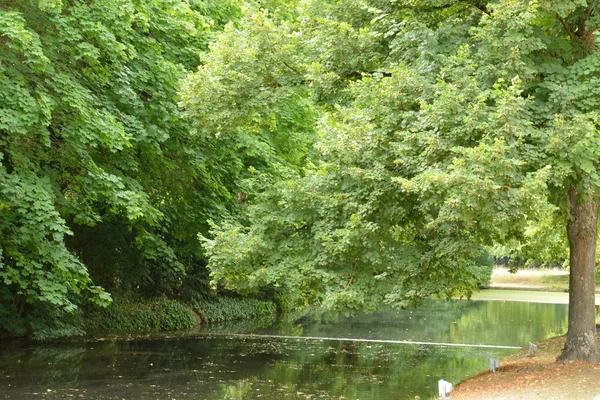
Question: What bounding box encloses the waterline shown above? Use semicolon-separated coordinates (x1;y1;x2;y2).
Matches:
202;333;522;350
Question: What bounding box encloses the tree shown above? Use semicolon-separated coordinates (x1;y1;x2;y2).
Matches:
180;7;318;200
202;0;600;362
0;0;249;333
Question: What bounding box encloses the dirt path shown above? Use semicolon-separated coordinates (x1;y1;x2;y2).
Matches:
450;334;600;399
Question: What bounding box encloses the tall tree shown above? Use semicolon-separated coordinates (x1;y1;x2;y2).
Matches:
202;0;600;362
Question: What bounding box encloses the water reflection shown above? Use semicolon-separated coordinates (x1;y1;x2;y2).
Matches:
0;299;570;399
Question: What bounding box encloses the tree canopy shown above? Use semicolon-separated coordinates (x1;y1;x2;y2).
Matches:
202;0;600;361
0;0;243;331
3;0;600;362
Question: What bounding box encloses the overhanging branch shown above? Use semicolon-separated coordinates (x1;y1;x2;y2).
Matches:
557;14;578;42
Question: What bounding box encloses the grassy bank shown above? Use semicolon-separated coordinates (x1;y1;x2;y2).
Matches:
468;289;597;304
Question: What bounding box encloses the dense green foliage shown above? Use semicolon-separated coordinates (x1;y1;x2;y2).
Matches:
188;294;277;323
85;295;196;334
201;0;600;345
470;250;494;289
84;294;276;333
0;290;86;340
202;1;536;311
4;0;600;360
1;0;210;311
0;0;299;336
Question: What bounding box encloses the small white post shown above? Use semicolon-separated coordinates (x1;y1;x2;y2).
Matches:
490;358;499;373
528;342;538;357
438;379;453;398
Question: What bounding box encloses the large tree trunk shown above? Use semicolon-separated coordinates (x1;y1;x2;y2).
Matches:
558;186;599;363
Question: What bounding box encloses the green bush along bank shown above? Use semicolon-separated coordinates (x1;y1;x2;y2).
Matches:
187;294;277;323
83;294;277;335
85;295;196;334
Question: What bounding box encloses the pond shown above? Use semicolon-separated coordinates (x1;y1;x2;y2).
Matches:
0;298;570;399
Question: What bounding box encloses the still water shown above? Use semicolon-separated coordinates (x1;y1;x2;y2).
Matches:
0;299;569;399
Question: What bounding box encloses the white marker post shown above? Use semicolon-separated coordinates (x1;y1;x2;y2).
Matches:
490;358;499;373
528;342;538;357
438;379;453;399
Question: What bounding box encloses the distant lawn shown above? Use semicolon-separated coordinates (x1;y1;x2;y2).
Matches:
490;267;569;291
470;288;600;306
468;289;572;304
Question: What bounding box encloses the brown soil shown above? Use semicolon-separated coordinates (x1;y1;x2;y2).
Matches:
450;335;600;399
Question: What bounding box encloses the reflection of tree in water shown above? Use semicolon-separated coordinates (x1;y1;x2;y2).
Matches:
198;310;337;337
274;308;343;337
249;339;498;400
448;301;568;347
283;301;469;343
199;314;277;335
0;343;85;387
344;300;568;347
396;300;468;341
219;378;253;399
203;308;346;338
204;300;542;399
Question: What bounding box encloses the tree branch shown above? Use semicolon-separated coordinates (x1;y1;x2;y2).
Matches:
576;3;596;38
557;14;579;42
281;61;301;75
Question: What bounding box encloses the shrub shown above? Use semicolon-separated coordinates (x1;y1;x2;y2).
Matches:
28;306;86;340
187;294;277;323
85;295;196;334
0;287;27;337
0;287;85;340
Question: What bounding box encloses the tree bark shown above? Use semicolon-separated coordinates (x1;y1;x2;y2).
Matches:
558;186;599;363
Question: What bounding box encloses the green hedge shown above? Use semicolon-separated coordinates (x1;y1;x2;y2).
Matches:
85;295;196;333
187;295;277;323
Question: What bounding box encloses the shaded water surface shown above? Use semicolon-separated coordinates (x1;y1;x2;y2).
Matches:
0;300;569;399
